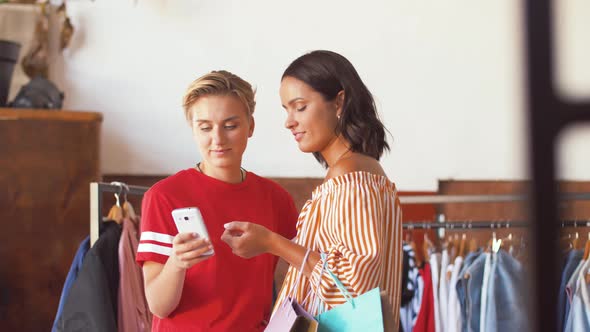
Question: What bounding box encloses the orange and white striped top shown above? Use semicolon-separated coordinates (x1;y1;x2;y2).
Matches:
274;171;402;327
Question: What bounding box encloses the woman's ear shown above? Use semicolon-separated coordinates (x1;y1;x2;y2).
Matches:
335;90;345;117
248;116;255;137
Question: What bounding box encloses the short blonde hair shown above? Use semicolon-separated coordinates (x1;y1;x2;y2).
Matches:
182;70;256;122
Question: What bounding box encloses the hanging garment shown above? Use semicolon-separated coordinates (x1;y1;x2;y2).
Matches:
52;237;90;332
455;250;482;332
564;258;590;332
438;249;450;332
479;253;492;332
565;282;590;332
558;250;583;331
429;253;442;332
566;256;586;304
400;243;423;332
55;222;122;332
118;217;152;332
482;250;529;332
446;256;464;332
457;252;487;332
414;263;435;332
401;244;416;306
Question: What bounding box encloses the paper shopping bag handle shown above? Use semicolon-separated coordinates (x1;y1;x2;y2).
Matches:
320;253;355;307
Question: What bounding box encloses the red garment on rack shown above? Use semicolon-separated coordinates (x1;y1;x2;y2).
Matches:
119;217;152;331
414;263;435;332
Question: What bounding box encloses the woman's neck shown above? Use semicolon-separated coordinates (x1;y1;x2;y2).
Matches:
197;162;244;184
320;135;351;167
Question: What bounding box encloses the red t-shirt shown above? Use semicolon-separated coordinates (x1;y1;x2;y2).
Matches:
136;168;298;332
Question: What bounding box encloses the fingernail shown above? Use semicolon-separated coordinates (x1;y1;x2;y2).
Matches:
223;223;230;229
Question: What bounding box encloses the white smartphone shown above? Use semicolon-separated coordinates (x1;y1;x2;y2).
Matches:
171;207;214;256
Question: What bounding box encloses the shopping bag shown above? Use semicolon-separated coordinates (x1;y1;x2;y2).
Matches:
265;249;318;332
265;297;318;332
315;269;385;332
380;291;396;332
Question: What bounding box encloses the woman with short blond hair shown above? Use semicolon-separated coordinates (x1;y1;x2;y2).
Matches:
137;70;298;331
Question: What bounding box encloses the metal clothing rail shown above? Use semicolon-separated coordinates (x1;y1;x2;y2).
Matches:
399;192;590;204
90;181;149;247
403;221;530;229
400;193;590;239
402;220;590;230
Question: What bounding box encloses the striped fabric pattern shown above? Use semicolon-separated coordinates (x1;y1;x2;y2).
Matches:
137;231;174;257
275;171;402;328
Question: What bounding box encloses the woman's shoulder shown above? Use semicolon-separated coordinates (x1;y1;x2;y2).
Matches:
148;168;196;195
325;153;385;181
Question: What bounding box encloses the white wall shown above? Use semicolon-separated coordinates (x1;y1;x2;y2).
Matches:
46;0;589;191
554;1;590;182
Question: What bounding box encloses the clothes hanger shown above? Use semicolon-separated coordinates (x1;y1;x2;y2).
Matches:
484;222;502;254
568;220;582;250
559;232;572;252
468;238;478;254
463;222;477;254
446;232;455;258
492;229;503;255
120;182;137;221
572;231;581;250
583;232;590;261
106;183;124;224
486;224;497;253
451;233;461;261
445;232;459;282
408;227;423;268
583;233;590;284
458;224;467;258
404;225;419;264
422;230;435;262
499;222;514;255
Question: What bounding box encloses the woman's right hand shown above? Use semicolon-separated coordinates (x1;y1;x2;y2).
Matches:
170;232;213;270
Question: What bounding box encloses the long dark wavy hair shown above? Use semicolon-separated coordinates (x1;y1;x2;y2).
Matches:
282;50;390;168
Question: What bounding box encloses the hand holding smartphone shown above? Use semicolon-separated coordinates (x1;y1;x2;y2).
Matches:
171;207;214;256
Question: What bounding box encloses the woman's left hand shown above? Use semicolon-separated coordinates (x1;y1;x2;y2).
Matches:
221;222;274;258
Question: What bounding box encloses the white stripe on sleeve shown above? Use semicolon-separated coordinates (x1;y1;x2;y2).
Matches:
137;243;172;256
140;231;174;244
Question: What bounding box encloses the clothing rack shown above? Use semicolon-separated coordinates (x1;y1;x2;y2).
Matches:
399;192;590;204
402;220;590;230
88;187;590;244
400;192;590;237
90;181;150;247
403;221;530;230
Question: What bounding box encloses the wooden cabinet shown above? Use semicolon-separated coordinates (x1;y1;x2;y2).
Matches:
0;108;101;331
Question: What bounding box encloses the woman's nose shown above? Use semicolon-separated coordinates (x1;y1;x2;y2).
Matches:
212;127;225;144
284;112;296;130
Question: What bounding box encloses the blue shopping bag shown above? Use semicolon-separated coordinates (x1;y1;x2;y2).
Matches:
315;269;385;332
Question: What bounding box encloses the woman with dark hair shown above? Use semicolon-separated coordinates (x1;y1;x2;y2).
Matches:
222;50;402;328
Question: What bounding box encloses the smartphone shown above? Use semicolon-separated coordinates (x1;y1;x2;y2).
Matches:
171;207;214;256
